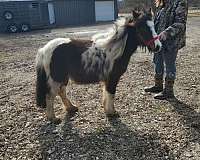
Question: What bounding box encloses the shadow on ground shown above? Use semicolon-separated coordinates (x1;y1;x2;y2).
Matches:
37;114;175;160
168;98;200;136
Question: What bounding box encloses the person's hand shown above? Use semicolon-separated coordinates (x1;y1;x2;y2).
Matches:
159;31;167;41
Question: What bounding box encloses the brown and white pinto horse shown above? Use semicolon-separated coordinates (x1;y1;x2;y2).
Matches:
36;9;162;124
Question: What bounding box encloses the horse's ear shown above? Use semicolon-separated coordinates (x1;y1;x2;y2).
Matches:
132;10;140;19
149;8;152;13
142;8;146;14
148;8;154;17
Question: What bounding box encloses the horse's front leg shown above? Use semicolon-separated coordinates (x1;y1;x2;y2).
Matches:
102;78;120;117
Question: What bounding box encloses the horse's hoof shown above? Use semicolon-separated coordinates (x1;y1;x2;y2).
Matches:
50;118;62;125
37;104;46;109
67;106;78;115
106;112;120;119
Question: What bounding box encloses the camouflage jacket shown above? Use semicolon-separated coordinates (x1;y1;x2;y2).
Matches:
154;0;188;50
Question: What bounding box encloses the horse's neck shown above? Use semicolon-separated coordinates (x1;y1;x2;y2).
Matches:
94;33;128;61
123;32;139;57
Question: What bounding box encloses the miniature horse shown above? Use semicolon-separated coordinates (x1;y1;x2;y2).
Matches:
36;9;162;124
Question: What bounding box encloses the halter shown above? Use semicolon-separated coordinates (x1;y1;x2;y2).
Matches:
143;36;160;47
127;21;160;48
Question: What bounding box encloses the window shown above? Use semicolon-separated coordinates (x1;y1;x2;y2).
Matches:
31;2;39;9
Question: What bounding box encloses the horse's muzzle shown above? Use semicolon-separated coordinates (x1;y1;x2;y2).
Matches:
153;45;162;53
144;36;162;53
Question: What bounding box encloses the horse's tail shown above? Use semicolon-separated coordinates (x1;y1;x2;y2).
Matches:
35;48;48;108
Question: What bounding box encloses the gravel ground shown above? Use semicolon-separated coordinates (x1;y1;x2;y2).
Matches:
0;17;200;160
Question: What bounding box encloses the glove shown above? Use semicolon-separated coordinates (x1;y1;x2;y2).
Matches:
159;31;168;41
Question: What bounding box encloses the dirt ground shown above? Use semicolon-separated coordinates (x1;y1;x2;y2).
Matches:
0;17;200;160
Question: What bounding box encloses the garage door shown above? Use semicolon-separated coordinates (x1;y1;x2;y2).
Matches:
95;1;114;21
54;0;94;26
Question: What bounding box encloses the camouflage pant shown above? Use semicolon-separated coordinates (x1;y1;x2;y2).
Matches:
153;44;178;80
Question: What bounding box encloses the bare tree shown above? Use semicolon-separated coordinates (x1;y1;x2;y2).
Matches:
119;0;200;13
188;0;200;7
125;0;152;8
118;0;153;12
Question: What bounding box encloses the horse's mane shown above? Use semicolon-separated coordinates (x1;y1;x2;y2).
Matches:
92;17;129;47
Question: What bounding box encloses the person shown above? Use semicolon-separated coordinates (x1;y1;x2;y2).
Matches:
144;0;188;100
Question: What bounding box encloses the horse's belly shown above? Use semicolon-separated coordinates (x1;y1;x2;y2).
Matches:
69;72;103;84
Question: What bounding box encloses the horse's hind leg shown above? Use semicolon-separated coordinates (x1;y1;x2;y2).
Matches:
46;93;61;124
58;85;78;114
45;78;62;124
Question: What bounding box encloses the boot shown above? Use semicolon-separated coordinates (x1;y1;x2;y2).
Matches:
154;78;175;100
144;75;163;93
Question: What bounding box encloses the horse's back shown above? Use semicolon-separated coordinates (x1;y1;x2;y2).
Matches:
49;39;94;83
42;38;71;55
